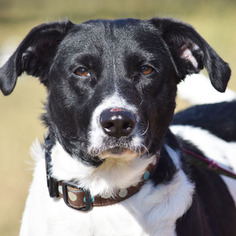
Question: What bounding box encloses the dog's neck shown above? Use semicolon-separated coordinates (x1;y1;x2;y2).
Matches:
49;141;158;198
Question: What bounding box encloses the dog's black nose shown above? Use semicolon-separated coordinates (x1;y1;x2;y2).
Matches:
100;108;136;139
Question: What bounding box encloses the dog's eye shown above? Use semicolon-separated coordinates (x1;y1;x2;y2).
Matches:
74;67;91;77
140;66;153;75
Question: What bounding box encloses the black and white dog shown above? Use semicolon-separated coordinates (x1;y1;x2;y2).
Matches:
1;18;236;236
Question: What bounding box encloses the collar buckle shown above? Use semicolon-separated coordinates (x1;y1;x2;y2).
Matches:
47;175;59;198
62;181;93;211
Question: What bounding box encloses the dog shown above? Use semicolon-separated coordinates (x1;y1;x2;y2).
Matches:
1;17;236;236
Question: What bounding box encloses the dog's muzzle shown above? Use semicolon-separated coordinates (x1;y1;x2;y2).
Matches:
88;106;146;160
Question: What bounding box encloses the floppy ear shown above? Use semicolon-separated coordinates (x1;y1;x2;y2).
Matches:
0;20;74;95
150;18;231;92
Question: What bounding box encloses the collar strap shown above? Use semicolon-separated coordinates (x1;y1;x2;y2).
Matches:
45;136;159;211
57;162;157;211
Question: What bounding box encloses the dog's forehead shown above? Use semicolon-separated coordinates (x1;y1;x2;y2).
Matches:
61;19;161;52
80;18;155;37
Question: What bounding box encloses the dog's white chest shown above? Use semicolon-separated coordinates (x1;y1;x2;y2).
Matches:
20;152;193;236
45;202;147;236
21;187;177;236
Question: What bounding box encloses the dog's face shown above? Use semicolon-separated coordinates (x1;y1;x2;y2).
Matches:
45;20;177;164
0;18;231;166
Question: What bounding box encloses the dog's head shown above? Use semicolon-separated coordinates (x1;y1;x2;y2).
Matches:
0;18;231;165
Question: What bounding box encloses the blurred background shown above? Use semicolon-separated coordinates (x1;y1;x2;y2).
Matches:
0;0;235;235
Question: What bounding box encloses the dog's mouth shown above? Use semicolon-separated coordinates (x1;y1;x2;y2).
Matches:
98;147;138;160
100;146;132;156
92;144;147;161
105;147;127;155
88;136;147;160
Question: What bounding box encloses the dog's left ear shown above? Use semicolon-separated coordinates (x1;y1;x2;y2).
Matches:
150;18;231;92
0;20;74;96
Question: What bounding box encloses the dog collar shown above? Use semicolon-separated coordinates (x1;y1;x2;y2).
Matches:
45;136;159;211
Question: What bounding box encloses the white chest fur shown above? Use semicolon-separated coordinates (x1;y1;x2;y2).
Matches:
20;140;194;236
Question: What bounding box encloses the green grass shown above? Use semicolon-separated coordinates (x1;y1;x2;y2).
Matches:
0;0;236;235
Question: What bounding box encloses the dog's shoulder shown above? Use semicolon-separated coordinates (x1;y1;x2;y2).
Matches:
172;101;236;141
170;106;236;235
177;142;236;235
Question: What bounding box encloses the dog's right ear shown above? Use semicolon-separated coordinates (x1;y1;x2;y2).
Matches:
0;20;73;95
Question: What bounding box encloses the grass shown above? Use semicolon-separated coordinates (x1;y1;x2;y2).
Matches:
0;0;236;235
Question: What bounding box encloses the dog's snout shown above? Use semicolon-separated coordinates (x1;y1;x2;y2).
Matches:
100;108;136;139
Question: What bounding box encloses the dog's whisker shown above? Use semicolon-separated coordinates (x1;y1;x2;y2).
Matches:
141;121;149;136
140;143;149;157
138;99;144;108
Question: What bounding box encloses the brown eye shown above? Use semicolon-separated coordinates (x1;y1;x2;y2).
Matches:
140;65;153;75
75;67;91;77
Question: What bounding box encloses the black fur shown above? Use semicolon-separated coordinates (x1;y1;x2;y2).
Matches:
173;101;236;142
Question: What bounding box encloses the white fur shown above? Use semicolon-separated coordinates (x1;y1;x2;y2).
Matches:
20;140;194;236
220;175;236;204
51;141;156;197
178;73;236;105
170;125;236;172
164;145;181;168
